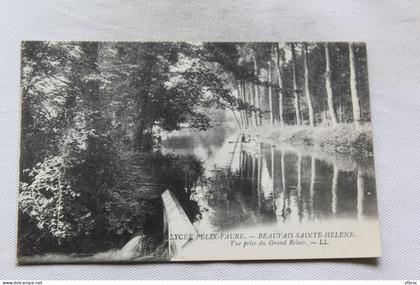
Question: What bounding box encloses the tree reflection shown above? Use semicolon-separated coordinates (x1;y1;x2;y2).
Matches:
200;141;378;231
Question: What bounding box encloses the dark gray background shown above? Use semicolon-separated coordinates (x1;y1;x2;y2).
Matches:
1;0;420;279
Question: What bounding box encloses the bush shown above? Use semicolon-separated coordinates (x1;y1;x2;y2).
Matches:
250;123;373;156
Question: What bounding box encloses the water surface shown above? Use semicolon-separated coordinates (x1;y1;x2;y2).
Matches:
162;127;377;233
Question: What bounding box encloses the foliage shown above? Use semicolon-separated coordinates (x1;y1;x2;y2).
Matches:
143;152;203;221
19;155;76;240
316;123;373;155
97;42;257;151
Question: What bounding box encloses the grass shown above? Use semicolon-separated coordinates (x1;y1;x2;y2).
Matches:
247;123;374;156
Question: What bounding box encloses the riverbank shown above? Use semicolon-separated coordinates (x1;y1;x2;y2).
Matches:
244;123;374;156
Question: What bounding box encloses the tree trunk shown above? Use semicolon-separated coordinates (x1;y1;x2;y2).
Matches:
236;85;244;128
268;47;274;125
80;42;101;124
132;53;156;151
338;96;343;123
253;57;262;125
245;82;255;127
236;82;246;128
251;82;259;126
302;43;315;127
247;82;256;127
324;43;338;126
349;43;362;129
134;122;154;152
232;82;243;129
231;108;241;129
238;82;249;128
275;43;284;127
291;43;301;125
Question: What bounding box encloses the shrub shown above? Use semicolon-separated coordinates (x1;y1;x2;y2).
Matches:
250;123;373;156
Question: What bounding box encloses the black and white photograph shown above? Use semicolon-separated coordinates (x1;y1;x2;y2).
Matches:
18;41;380;263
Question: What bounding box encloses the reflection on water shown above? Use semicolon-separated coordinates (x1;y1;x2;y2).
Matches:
163;127;377;232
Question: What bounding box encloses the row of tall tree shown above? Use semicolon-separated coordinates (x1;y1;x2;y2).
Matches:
213;42;370;130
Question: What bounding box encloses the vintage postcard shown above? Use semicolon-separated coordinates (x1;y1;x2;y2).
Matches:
18;41;380;263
